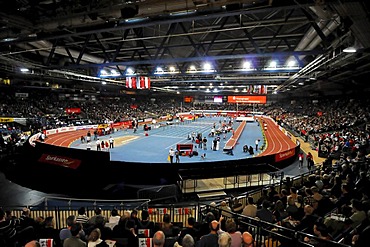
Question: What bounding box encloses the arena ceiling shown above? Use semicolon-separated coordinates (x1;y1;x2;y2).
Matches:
0;0;370;96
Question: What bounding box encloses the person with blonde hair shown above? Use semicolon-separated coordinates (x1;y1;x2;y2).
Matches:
87;228;107;247
218;232;232;247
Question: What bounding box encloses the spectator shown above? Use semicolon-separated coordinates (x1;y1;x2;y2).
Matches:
38;216;60;246
63;223;86;247
303;222;331;247
25;240;41;247
137;210;155;237
153;230;165;247
87;228;108;247
196;220;219;247
88;208;106;226
242;197;257;218
219;201;232;218
242;231;254;247
223;219;242;247
60;215;86;243
177;234;195;247
76;207;89;226
177;217;198;244
0;207;34;247
160;213;177;238
218;232;231;247
107;208;121;229
256;200;275;223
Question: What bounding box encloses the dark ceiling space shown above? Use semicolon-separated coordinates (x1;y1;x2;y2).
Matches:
0;0;369;96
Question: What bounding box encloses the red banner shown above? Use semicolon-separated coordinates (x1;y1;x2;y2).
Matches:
139;76;151;89
126;77;150;89
38;154;81;169
111;121;132;128
227;95;267;104
65;108;81;114
275;148;296;162
184;96;193;103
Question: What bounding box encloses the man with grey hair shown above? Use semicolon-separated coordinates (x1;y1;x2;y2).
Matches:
218;232;232;247
182;234;195;247
174;234;195;247
153;230;165;247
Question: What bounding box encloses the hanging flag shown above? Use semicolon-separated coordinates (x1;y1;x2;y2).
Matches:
144;77;150;89
126;77;150;89
140;76;145;89
126;77;136;88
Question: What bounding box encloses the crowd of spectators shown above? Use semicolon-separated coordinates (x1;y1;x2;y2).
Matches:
2;151;370;247
0;206;258;247
269;97;370;160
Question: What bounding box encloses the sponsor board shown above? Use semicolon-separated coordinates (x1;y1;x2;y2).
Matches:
0;117;14;123
15;92;29;98
275;148;296;162
46;129;57;135
38;154;81;169
65;108;81;114
227;95;267;104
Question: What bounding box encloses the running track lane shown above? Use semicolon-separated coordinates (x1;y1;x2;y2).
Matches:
257;117;296;157
44;130;89;147
224;121;246;150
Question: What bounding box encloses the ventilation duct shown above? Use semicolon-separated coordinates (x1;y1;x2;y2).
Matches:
288;6;339;63
305;15;341;51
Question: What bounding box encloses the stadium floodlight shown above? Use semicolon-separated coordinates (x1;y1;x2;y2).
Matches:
100;69;108;75
20;68;29;72
287;60;296;67
243;61;251;70
203;63;212;71
110;69;120;76
343;46;356;53
155;67;164;74
269;61;277;68
126;67;135;75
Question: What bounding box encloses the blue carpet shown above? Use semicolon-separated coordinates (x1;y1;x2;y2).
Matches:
70;117;265;164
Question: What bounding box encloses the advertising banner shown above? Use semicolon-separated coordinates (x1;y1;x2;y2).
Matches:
227;95;267;104
38;154;81;169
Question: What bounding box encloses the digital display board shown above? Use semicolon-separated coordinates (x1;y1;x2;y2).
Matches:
184;96;193;103
227;95;267;104
213;96;223;103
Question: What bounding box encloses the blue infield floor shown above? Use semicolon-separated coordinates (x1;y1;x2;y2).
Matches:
70;117;265;164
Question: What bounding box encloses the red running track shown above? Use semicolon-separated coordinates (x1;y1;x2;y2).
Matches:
257;117;296;157
44;129;89;147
